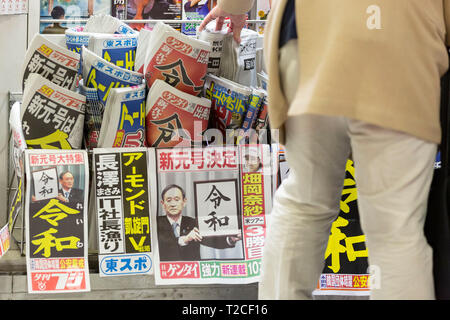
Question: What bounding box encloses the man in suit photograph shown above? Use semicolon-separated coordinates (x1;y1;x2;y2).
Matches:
56;171;84;208
157;184;241;261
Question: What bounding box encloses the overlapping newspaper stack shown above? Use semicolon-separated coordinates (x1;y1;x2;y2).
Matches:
21;34;80;91
146;79;211;147
98;84;147;148
20;73;86;149
197;20;227;76
66;14;138;71
143;22;211;97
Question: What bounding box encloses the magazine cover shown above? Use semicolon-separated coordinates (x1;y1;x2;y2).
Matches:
255;0;269;34
181;0;210;36
146;79;211;147
21;73;86;150
113;0;181;30
98;84;147;148
22;34;80;91
93;148;153;276
149;144;272;285
24;149;90;293
144;22;211;97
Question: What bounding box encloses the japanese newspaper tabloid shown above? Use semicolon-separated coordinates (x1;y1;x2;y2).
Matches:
24;149;90;293
144;22;211;97
21;73;86;150
93;148;153;277
82;46;144;109
22;34;80;91
98;84;147;148
203;74;252;140
145;79;211;148
86;32;138;72
196;20;227;76
149;144;272;285
311;159;370;296
219;28;258;88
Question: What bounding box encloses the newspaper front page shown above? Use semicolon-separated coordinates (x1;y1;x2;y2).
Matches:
93;148;153;277
21;73;86;150
24;149;90;293
149;144;272;285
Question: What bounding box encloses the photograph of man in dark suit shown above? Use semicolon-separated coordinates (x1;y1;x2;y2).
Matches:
56;171;84;208
157;184;241;261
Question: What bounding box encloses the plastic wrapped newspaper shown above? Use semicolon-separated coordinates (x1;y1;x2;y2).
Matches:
197;20;227;76
143;22;211;97
82;47;144;108
21;73;86;150
24;149;91;293
98;84;147;148
93;148;153;277
148;144;272;285
146;79;211;147
135;28;152;74
22;34;80;91
203;74;252;142
219;28;258;88
84;13;136;35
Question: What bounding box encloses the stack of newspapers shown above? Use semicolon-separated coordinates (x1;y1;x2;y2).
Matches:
17;13;270;151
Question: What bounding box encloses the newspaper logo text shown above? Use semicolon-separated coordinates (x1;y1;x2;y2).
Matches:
38;44;53;57
39;85;54;98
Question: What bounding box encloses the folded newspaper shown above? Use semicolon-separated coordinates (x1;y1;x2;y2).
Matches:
82;47;144;108
135;28;152;74
22;33;80;91
98;84;147;148
196;20;227;76
143;22;211;97
203;74;252;141
146;79;211;147
219;28;258;88
83;13;137;35
21;73;86;150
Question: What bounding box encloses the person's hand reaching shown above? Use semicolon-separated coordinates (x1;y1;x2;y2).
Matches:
199;6;247;43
